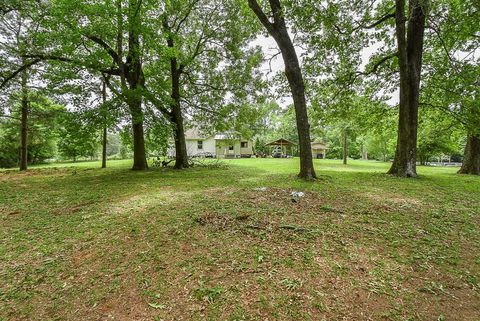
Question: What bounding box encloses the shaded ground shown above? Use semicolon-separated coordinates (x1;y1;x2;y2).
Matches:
0;159;479;320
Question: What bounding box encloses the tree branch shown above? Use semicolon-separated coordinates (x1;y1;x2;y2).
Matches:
0;114;20;120
0;59;41;89
268;0;284;26
419;102;467;126
85;34;121;64
174;0;201;33
141;87;173;119
362;12;395;29
335;7;395;34
248;0;274;34
360;51;398;76
23;54;122;75
426;21;457;68
180;97;222;116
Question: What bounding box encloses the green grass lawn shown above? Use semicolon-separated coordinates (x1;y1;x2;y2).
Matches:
1;159;479;320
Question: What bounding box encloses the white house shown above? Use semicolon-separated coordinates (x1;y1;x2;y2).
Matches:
169;128;254;158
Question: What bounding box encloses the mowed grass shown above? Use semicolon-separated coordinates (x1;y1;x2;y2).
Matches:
0;158;479;321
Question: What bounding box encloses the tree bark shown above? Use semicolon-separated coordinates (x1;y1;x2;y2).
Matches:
126;0;148;170
19;68;28;171
342;129;348;165
167;36;189;169
458;134;480;175
129;99;148;170
248;0;316;179
388;0;428;177
101;81;107;169
172;111;188;169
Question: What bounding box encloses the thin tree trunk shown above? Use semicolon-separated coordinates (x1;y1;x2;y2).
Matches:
248;0;316;180
20;68;28;171
342;129;348;165
362;148;368;160
388;0;428;177
458;134;480;175
101;81;107;169
102;126;107;168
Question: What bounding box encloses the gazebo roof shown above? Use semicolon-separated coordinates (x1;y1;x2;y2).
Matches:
265;138;296;146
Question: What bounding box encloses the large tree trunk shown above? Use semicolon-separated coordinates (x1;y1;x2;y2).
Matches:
248;0;316;180
388;0;428;177
280;39;316;179
342;129;348;165
172;73;189;169
172;106;189;169
101;81;107;169
126;0;148;170
458;134;480;175
168;46;189;169
20;68;28;171
130;100;148;170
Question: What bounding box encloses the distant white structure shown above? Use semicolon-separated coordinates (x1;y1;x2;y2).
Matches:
311;141;327;159
169;128;254;158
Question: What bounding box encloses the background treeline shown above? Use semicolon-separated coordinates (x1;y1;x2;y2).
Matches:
0;83;471;168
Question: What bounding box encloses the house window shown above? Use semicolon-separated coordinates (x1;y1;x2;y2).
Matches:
241;141;248;148
229;145;234;151
197;140;203;150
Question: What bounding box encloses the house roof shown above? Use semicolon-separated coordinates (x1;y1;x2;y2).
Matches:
214;132;240;140
184;128;210;140
185;128;245;141
311;142;327;149
265;138;296;146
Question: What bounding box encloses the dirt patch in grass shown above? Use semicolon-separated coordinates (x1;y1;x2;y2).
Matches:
1;162;479;320
0;167;74;181
0;204;21;216
401;269;480;320
363;191;424;211
93;282;150;321
52;200;97;215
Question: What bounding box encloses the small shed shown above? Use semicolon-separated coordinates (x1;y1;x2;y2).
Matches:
311;141;327;159
265;138;296;157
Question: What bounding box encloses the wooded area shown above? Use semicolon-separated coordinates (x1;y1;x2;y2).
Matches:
0;0;478;176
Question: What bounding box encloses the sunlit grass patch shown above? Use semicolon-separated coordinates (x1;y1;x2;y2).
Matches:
0;158;478;320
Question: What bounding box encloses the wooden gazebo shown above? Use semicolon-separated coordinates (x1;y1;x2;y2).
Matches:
265;138;296;157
